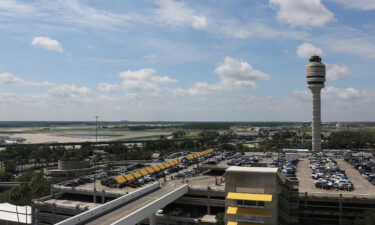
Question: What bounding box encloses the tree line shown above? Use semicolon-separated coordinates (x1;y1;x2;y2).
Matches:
324;131;375;149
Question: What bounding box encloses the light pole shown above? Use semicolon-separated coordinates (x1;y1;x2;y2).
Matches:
93;115;99;203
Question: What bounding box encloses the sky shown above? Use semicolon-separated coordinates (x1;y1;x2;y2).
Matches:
0;0;374;122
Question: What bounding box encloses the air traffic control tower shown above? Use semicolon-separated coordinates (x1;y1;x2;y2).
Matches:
306;55;326;151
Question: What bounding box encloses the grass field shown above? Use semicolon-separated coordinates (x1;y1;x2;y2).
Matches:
114;135;167;141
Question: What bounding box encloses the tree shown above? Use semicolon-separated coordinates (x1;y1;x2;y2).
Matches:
354;209;375;225
4;160;17;173
9;183;31;205
8;172;53;206
215;213;225;225
0;171;13;181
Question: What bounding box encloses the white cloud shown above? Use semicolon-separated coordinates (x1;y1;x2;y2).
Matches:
46;0;132;30
49;84;93;103
0;72;52;86
330;0;375;10
292;86;375;120
144;53;157;61
31;36;63;52
186;82;223;96
97;83;119;93
192;15;207;29
323;86;363;100
321;38;375;59
0;92;48;109
170;87;187;98
119;69;177;83
217;19;308;40
0;72;23;84
270;0;334;27
296;42;324;58
295;86;375;105
0;0;36;17
326;64;352;81
0;0;308;42
215;57;270;88
173;57;270;97
98;68;177;96
154;0;208;30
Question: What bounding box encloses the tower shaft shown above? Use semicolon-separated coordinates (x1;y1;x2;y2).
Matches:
306;55;325;152
310;86;322;151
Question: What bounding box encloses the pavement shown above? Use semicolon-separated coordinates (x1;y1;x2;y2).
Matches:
297;158;375;198
85;181;184;225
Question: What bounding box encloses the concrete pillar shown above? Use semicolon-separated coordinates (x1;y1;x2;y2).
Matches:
35;208;39;224
207;194;211;215
52;203;56;224
102;190;106;203
339;195;343;225
149;213;156;225
93;188;97;203
304;196;307;222
309;87;322;151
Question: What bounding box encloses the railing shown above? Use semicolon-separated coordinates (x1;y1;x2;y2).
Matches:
55;182;160;225
189;186;225;193
111;184;189;225
0;203;32;224
299;191;375;199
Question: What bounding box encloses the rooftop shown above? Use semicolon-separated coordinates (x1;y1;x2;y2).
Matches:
226;166;278;174
296;157;375;199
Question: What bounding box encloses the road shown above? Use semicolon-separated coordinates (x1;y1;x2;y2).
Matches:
85;181;184;225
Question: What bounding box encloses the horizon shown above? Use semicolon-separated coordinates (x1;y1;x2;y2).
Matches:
0;120;374;123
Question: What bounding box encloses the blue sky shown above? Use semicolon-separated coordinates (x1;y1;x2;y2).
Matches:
0;0;375;121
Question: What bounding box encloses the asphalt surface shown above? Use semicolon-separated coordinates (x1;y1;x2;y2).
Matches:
297;158;375;198
85;181;184;225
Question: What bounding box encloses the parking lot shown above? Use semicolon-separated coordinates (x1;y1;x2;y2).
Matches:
58;150;226;194
297;158;375;197
336;159;375;195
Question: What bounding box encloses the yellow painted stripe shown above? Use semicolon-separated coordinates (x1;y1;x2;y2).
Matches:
226;207;272;217
227;192;272;202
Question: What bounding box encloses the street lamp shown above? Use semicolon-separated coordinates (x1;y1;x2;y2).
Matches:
93;115;99;203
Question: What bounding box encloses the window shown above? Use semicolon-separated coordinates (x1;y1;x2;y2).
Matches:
237;215;265;224
237;200;265;208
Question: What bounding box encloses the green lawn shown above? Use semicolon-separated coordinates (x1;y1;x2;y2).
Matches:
114;135;167;141
183;135;202;139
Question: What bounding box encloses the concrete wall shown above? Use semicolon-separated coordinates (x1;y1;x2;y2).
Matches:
55;182;160;225
225;167;279;225
58;160;90;170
